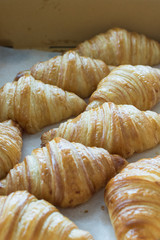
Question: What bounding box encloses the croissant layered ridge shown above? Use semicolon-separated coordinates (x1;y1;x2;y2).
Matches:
0;75;86;133
75;28;160;66
41;102;160;158
29;51;111;98
0;191;94;240
0;120;22;179
105;156;160;240
0;137;127;207
86;65;160;111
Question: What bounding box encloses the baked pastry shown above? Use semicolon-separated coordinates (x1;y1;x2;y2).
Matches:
0;120;22;179
105;155;160;240
0;191;94;240
15;51;113;98
0;75;86;133
86;65;160;111
41;102;160;158
75;28;160;66
0;137;127;207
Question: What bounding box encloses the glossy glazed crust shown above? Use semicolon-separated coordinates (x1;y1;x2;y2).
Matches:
0;120;22;179
0;191;94;240
29;51;111;98
0;137;127;207
75;28;160;66
105;156;160;240
0;75;86;133
86;65;160;111
41;102;160;158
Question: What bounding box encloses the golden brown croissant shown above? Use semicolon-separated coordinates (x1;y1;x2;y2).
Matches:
105;155;160;240
41;102;160;158
0;75;86;133
0;137;127;207
0;191;94;240
75;28;160;66
0;120;22;180
15;51;112;98
86;65;160;111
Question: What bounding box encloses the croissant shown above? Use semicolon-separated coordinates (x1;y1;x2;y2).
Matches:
41;102;160;158
0;120;22;180
15;51;112;98
0;137;127;207
0;191;94;240
75;28;160;66
86;65;160;111
105;155;160;240
0;75;86;133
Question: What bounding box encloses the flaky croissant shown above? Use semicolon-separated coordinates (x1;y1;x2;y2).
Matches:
0;75;86;133
0;191;94;240
42;102;160;158
75;28;160;66
0;120;22;180
105;155;160;240
28;51;112;98
86;65;160;111
0;137;127;207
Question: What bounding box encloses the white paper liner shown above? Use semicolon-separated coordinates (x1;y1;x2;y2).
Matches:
0;46;160;239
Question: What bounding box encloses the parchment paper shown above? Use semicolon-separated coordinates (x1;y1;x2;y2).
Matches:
0;46;160;240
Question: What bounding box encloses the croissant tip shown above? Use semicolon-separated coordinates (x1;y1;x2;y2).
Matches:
2;120;23;135
41;133;50;147
15;123;23;135
86;100;104;111
68;229;94;240
108;65;116;72
0;182;5;195
11;121;23;135
112;154;128;173
14;70;31;81
41;128;58;146
40;141;45;148
41;134;47;146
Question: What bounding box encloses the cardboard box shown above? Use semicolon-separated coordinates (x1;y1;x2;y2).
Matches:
1;2;160;240
0;0;160;50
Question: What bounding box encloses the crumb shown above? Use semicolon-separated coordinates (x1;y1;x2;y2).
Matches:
84;210;88;213
101;205;105;211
